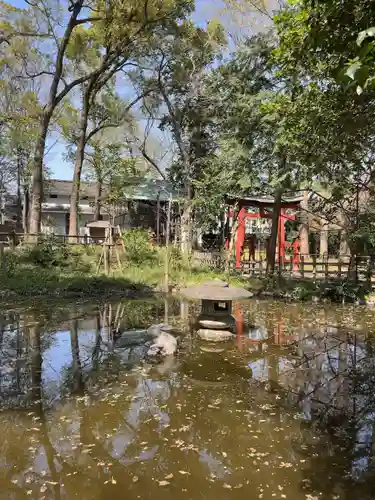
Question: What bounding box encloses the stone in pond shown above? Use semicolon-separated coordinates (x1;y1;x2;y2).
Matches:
147;323;174;336
147;331;177;356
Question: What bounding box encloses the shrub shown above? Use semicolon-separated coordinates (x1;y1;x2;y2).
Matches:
122;228;156;264
3;250;20;277
22;236;73;268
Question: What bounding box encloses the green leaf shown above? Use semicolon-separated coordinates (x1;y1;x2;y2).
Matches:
357;27;375;46
345;60;362;80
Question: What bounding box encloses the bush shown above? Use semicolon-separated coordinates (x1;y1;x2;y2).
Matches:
122;228;156;264
22;236;74;268
3;250;20;277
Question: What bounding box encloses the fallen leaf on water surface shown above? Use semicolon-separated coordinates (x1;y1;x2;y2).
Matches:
40;485;47;493
223;484;232;489
132;476;139;483
234;484;243;489
158;480;170;486
178;471;190;475
222;452;227;458
26;491;32;496
111;477;117;484
165;474;174;479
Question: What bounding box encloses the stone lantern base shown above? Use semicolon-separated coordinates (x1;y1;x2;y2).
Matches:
198;314;235;330
197;329;234;342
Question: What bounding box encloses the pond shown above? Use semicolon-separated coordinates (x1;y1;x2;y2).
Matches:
1;297;375;500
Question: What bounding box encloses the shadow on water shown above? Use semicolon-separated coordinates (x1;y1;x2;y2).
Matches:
1;298;375;499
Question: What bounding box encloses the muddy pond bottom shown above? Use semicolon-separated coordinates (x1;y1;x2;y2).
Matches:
1;298;375;500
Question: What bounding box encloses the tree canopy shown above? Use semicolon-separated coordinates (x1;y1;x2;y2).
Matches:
1;0;375;261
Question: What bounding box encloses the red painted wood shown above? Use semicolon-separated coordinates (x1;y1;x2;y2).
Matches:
236;208;246;268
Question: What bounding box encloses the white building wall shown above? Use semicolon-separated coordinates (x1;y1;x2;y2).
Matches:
41;210;110;235
41;213;66;234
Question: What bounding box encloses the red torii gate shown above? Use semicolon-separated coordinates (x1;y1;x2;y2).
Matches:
225;194;303;269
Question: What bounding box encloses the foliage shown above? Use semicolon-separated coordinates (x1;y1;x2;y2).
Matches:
22;237;71;268
122;228;156;264
346;27;375;92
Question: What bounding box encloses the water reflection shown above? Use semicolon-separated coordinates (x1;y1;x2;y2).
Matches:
1;298;375;499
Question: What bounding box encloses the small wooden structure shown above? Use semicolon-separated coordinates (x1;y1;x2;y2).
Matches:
86;220;116;241
180;280;253;342
93;221;124;275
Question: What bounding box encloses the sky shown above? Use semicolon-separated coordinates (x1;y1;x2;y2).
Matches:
7;0;274;180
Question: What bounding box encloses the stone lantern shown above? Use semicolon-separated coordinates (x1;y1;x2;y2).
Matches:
180;279;253;341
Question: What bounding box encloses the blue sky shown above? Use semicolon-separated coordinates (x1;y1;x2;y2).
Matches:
7;0;270;180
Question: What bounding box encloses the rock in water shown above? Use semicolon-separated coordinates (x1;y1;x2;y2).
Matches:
147;323;174;337
147;331;178;356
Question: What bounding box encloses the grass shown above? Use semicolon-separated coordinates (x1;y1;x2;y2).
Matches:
0;239;366;303
0;242;262;300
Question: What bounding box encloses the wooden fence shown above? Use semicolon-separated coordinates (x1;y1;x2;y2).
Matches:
0;232;107;246
193;250;375;283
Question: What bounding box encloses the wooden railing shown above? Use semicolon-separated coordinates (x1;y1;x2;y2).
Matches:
0;232;108;246
193;250;375;282
241;254;375;282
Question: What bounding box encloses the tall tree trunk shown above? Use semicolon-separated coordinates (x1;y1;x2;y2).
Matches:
299;189;309;256
23;185;30;234
320;218;329;257
0;173;4;225
29;109;52;238
16;154;22;226
267;189;282;275
28;1;84;239
93;178;102;221
69;88;91;238
180;180;192;261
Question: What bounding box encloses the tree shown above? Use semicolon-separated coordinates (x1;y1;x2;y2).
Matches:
63;0;190;238
2;0;195;238
191;34;302;272
83;138;141;223
273;0;375;260
139;19;226;257
65;83;143;237
0;55;44;230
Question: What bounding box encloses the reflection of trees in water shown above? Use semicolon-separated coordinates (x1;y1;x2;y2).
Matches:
236;300;375;498
0;298;183;405
263;323;375;499
3;299;375;498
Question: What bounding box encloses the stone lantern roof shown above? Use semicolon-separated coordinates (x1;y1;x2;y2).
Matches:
180;280;253;301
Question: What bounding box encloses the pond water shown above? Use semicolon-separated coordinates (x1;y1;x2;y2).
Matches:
1;297;375;500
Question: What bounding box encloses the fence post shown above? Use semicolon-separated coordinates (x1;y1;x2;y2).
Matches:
300;255;305;278
338;258;342;279
103;243;108;275
324;254;329;281
312;254;317;280
367;256;373;288
0;243;5;274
